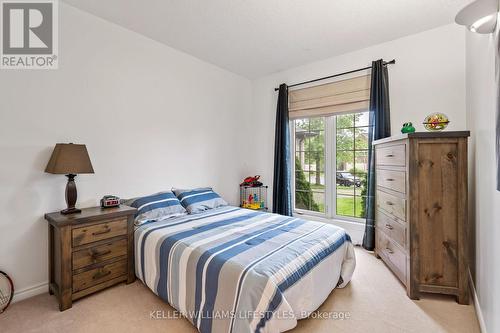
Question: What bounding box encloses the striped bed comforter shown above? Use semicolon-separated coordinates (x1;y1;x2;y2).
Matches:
135;206;356;333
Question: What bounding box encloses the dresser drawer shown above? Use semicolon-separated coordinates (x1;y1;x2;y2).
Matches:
376;231;406;283
72;218;127;246
376;144;406;166
72;260;127;293
377;190;406;221
72;238;127;270
376;169;406;194
376;210;406;248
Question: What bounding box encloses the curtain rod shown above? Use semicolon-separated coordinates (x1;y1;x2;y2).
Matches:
274;59;396;91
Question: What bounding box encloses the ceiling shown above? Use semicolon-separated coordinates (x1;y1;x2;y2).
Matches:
63;0;471;79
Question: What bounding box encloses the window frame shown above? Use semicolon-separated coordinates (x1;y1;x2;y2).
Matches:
291;111;369;224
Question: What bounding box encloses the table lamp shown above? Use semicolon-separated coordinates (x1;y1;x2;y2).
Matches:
45;143;94;214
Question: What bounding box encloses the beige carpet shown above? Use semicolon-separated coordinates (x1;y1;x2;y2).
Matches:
0;247;480;333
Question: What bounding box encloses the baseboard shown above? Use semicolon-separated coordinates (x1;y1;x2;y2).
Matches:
12;282;48;303
469;270;487;333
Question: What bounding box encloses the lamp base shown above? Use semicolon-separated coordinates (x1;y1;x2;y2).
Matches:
60;207;82;215
62;174;81;215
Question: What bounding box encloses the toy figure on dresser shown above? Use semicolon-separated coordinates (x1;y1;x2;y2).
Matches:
401;122;416;134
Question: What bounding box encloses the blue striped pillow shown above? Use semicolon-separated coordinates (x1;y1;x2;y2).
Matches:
123;191;186;225
172;187;228;214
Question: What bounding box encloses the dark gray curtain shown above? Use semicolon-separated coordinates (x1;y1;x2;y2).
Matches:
362;60;391;250
272;84;293;216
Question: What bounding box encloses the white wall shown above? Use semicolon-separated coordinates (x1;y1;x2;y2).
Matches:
0;3;252;301
466;16;500;333
250;24;466;222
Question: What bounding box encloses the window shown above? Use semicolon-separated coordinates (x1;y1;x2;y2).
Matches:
293;111;371;221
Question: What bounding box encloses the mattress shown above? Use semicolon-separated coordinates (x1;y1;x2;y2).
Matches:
135;206;356;333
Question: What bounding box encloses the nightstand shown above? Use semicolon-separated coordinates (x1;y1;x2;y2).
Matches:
44;205;137;311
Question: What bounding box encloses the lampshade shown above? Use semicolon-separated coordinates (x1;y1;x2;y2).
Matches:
45;143;94;174
455;0;498;34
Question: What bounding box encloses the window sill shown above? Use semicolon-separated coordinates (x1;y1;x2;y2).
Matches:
293;212;365;245
293;211;364;226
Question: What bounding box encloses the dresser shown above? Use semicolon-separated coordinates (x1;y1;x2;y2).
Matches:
373;131;470;304
45;206;137;311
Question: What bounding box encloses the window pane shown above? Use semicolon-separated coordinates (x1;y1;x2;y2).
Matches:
308;117;325;131
310;170;325;187
295;153;305;166
355;127;369;150
354;196;366;218
336;195;354;217
336;150;353;172
355;112;370;127
353;173;367;199
295;171;310;191
336;128;354;150
304;150;324;171
336;176;355;196
295;191;309;210
295;152;304;167
307;151;324;172
317;152;325;172
309;132;324;153
354;151;369;173
312;191;325;213
303;150;313;171
337;114;354;128
295;118;308;130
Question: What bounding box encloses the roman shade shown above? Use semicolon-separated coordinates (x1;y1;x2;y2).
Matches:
288;74;371;119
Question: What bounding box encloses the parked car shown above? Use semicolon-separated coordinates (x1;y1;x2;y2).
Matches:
336;172;361;187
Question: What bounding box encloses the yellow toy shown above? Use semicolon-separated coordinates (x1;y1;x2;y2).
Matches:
243;202;262;210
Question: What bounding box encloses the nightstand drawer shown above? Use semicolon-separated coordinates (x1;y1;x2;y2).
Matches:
72;260;127;293
72;218;127;246
72;239;127;270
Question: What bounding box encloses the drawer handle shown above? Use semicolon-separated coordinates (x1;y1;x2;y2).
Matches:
385;154;395;157
90;249;111;259
92;270;111;280
385;247;394;254
385;201;394;206
386;178;395;182
385;224;394;230
92;227;111;236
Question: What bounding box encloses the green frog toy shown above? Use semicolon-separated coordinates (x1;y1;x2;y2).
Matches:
401;122;416;134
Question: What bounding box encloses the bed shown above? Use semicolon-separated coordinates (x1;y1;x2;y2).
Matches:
135;206;356;333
